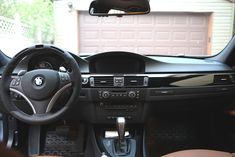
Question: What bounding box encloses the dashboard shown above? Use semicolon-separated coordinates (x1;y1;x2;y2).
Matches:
1;49;235;123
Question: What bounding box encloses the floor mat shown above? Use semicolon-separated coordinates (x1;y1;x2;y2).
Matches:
145;112;234;157
41;124;85;157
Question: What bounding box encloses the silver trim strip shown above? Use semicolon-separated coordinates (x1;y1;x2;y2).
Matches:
10;88;36;114
0;73;234;79
0;76;18;79
46;83;72;113
81;73;235;78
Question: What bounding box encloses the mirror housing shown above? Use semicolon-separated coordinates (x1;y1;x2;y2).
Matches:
89;0;150;17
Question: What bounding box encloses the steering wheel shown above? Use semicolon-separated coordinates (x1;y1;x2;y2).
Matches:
0;45;81;124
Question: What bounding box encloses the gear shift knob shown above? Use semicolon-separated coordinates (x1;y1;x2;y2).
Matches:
116;117;125;142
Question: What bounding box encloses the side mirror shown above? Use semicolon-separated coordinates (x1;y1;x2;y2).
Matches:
89;0;150;17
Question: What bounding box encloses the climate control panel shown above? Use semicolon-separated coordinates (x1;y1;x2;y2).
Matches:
98;90;140;100
89;88;146;123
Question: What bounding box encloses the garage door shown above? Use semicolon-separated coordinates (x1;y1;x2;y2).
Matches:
79;12;209;56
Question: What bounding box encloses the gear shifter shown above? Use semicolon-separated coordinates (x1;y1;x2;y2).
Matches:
102;117;136;156
116;117;125;142
114;117;129;155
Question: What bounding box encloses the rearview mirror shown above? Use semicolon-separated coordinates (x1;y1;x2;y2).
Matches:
89;0;150;17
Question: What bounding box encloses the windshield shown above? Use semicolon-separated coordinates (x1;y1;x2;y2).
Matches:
0;0;234;57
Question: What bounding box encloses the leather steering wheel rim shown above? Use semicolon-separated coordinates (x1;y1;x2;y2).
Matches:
0;45;81;124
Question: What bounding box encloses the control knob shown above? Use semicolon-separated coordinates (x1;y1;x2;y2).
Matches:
102;91;110;99
128;91;136;98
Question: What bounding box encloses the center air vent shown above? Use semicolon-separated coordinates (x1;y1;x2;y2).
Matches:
89;76;148;87
90;76;114;87
125;76;146;87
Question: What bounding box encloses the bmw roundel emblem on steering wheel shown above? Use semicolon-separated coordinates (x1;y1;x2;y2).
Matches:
34;77;44;86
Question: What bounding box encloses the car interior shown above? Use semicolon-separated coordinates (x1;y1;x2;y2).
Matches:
0;0;235;157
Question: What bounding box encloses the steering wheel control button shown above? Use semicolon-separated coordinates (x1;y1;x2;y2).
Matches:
11;79;16;86
11;77;21;86
59;73;70;83
34;77;44;86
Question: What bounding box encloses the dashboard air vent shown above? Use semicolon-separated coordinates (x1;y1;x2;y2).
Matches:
214;75;231;85
232;74;235;83
125;76;146;87
92;77;114;87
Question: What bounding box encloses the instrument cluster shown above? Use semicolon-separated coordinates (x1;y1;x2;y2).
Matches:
28;55;71;72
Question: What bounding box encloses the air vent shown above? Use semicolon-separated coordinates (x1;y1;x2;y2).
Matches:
125;76;146;87
214;75;231;85
92;77;114;87
232;74;235;83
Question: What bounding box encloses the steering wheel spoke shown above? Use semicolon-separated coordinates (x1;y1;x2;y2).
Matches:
9;76;50;114
30;79;72;115
45;73;72;113
10;76;38;114
30;99;50;114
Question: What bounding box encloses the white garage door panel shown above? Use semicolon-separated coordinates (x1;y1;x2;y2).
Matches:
79;12;209;55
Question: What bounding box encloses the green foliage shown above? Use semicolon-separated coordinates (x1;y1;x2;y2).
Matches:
0;0;17;19
0;0;54;43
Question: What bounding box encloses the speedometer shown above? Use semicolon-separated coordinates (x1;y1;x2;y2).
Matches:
35;61;53;69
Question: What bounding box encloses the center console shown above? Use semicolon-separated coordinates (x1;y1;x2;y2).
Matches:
93;88;146;123
86;117;145;157
87;75;148;123
101;117;137;157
